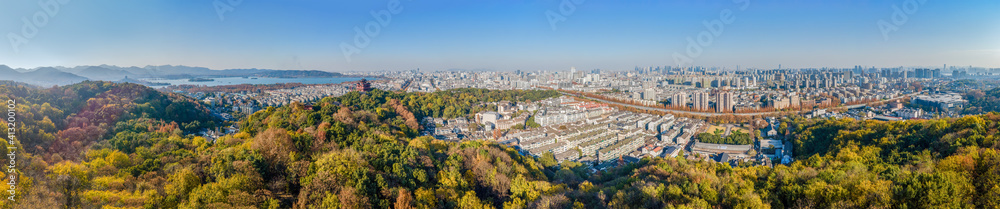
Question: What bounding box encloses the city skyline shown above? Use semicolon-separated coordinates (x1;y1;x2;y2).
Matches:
0;0;998;72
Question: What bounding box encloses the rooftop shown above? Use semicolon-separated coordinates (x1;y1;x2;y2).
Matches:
692;142;752;153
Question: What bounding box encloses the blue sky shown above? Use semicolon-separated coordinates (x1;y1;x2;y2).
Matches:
0;0;997;72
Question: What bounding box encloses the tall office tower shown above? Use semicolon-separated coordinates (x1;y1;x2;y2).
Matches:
716;91;733;113
673;92;687;108
695;92;710;111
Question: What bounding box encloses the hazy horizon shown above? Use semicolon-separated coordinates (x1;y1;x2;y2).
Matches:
3;63;997;74
1;0;998;71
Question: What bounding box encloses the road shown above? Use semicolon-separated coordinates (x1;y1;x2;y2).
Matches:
561;91;921;117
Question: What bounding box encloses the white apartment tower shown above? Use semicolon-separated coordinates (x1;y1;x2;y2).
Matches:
716;91;733;113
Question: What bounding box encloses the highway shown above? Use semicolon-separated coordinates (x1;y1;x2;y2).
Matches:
560;91;921;117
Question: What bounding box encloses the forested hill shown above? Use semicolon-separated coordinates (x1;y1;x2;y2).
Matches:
1;84;999;208
962;87;1000;114
0;81;217;208
0;81;217;157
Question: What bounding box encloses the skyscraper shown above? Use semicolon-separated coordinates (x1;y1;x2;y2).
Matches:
694;92;710;111
716;91;733;113
672;92;687;108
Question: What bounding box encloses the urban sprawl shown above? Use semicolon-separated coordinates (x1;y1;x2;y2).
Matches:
172;66;986;169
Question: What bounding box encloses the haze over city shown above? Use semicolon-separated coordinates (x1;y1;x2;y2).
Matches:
1;0;998;71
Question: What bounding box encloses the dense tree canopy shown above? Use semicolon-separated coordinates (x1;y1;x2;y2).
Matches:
2;82;999;208
962;87;1000;114
697;129;752;145
0;81;218;208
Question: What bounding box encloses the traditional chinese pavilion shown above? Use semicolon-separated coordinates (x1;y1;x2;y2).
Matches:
355;79;373;92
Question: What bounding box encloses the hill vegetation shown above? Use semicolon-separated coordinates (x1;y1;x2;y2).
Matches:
1;82;998;208
962;87;1000;114
696;129;753;145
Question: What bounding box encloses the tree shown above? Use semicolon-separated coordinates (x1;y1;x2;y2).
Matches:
48;161;90;207
252;127;295;165
526;116;541;128
395;189;415;209
539;152;558;168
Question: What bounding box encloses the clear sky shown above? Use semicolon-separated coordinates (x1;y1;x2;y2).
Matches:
0;0;997;72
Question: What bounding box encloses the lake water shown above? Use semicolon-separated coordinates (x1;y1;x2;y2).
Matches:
148;77;376;87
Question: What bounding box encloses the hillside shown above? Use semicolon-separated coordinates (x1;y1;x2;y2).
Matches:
961;88;1000;114
0;86;998;208
0;81;219;208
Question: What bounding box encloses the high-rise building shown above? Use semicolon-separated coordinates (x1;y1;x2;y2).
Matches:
789;93;801;108
915;68;932;78
644;88;657;101
716;91;733;113
672;92;687;108
694;92;710;111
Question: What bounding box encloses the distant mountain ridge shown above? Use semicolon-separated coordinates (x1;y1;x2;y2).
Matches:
0;64;344;86
0;65;89;87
